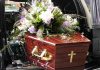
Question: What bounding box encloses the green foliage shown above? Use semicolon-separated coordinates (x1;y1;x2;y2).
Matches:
11;0;79;39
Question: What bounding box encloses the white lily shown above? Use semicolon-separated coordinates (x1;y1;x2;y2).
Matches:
28;26;36;33
71;18;78;25
39;10;54;24
18;25;27;31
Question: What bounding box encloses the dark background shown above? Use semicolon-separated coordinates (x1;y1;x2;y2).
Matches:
0;0;5;49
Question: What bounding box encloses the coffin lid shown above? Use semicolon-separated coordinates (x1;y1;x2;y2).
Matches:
25;33;90;46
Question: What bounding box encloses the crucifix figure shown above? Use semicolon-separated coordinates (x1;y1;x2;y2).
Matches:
68;51;76;63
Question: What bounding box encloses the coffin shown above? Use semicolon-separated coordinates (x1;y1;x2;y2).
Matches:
25;32;90;70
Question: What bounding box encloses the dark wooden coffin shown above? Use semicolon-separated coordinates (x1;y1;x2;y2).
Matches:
25;33;90;70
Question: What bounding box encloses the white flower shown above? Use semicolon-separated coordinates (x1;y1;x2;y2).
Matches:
42;0;52;7
30;6;42;15
21;8;28;16
18;25;27;31
28;6;35;14
26;13;34;20
31;0;37;6
20;18;32;27
36;7;42;12
48;0;52;4
28;26;36;33
47;3;54;12
53;6;63;14
29;8;35;15
41;2;45;7
71;18;78;25
66;15;72;21
18;17;32;30
36;28;44;38
39;10;54;24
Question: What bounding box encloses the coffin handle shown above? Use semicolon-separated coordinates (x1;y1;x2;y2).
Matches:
40;49;52;61
31;46;40;57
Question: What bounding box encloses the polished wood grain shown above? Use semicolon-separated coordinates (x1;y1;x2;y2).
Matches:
25;32;90;70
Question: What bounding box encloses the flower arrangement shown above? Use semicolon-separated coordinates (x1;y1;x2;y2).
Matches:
11;0;79;39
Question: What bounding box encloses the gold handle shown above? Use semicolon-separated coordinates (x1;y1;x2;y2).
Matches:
40;49;52;61
31;47;52;61
31;46;40;57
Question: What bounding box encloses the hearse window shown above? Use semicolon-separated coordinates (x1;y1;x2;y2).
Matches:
90;0;100;25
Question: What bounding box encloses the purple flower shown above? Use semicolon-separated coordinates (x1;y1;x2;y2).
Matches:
61;21;71;28
20;17;25;23
28;26;36;33
20;16;25;19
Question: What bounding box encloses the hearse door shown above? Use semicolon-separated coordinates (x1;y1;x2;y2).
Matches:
90;0;100;62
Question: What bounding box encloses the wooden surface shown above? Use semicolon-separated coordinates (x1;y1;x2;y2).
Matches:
25;33;90;70
25;33;90;46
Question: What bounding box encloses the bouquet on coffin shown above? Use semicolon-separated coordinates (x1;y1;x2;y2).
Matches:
11;0;79;40
11;0;80;61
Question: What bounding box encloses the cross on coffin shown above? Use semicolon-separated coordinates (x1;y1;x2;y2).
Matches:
68;51;76;63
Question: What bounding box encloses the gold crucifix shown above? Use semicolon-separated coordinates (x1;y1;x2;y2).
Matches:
68;51;76;63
